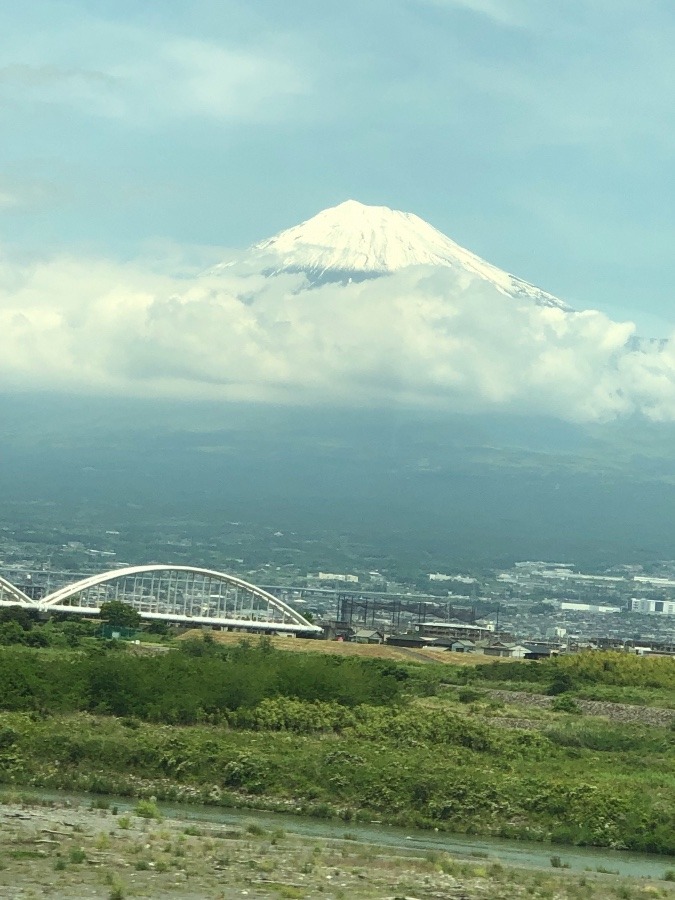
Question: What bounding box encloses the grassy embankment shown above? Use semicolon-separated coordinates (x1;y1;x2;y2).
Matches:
0;640;673;855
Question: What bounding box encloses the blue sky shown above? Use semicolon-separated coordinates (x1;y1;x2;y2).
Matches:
2;0;675;336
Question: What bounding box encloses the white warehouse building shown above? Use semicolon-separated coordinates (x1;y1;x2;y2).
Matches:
631;598;675;616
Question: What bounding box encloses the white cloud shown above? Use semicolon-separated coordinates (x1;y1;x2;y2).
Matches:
0;24;307;123
107;36;307;122
3;246;675;423
0;176;64;212
0;191;19;209
417;0;527;27
405;0;675;164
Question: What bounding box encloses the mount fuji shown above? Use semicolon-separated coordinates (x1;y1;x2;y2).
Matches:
213;199;570;312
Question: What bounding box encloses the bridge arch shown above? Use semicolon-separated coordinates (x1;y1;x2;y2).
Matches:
0;575;33;607
39;564;320;634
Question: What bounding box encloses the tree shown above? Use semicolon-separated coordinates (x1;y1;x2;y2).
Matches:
99;600;141;629
0;621;27;645
0;606;39;631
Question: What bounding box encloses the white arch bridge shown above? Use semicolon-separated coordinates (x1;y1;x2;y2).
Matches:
0;566;320;635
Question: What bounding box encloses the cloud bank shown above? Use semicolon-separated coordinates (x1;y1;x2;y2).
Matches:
2;247;675;423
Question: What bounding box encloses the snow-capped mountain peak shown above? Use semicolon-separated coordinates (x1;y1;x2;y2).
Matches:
245;200;569;310
253;199;459;274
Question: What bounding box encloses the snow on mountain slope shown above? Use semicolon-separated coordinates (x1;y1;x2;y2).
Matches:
237;199;570;311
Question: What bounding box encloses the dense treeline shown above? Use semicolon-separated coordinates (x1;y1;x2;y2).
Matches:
0;604;168;648
0;607;102;648
0;641;401;722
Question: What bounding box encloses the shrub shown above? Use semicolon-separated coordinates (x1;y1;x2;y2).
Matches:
551;695;582;714
134;799;161;820
0;727;19;749
547;674;575;696
457;688;484;704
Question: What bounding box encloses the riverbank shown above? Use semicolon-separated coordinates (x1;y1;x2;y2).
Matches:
1;701;674;855
0;644;673;859
1;794;674;899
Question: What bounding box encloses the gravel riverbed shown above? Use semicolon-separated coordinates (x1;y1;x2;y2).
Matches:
0;797;674;899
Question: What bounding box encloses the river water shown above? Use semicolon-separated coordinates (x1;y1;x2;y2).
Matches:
12;787;674;880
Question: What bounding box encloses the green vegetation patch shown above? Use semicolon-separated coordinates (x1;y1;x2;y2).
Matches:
0;641;401;721
473;651;675;695
0;643;673;856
